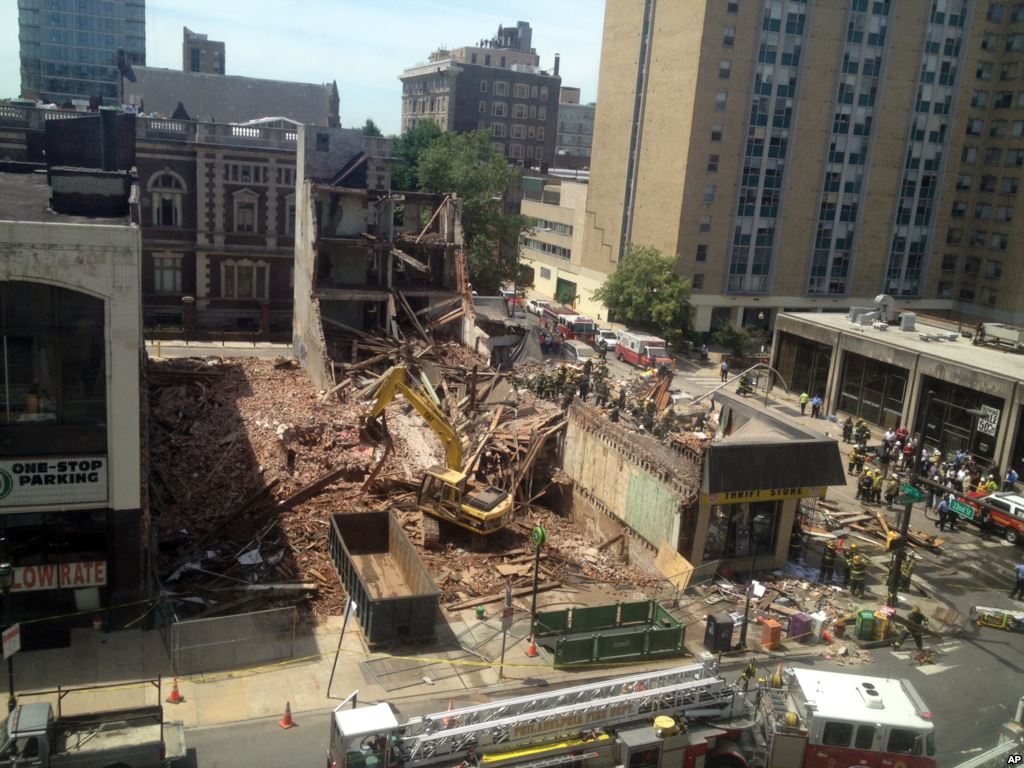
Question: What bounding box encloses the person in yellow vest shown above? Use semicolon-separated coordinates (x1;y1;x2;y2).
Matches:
848;554;868;597
799;391;810;415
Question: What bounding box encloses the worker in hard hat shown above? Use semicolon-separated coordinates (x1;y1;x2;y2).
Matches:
848;554;867;597
819;540;837;585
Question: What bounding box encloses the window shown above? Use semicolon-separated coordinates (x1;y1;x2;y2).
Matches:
956;173;973;190
491;102;507;117
703;505;776;559
539;267;551;280
491;122;507;138
727;1;738;12
946;227;963;244
711;123;723;141
715;91;728;111
1001;176;1019;193
525;145;534;160
981;286;998;305
1008;33;1024;50
964;255;981;274
938;280;954;298
703;184;716;203
997;205;1014;222
855;725;876;750
993;232;1009;250
700;215;712;232
986;259;1004;278
538;106;547;120
1008;149;1024;166
719;60;731;79
978;62;993;81
976;203;993;219
692;274;704;291
233;190;258;233
540;86;549;100
153;255;182;293
723;27;735;46
285;196;296;235
509;144;524;160
951;200;967;218
479;100;487;113
530;85;539;98
511;124;526;139
514;83;528;98
967;118;983;136
222;259;269;299
986;147;1003;164
941;253;958;271
972;229;988;246
148;171;185;228
696;244;708;262
316;133;330;152
707;154;720;172
972;89;990;108
822;722;854;747
513;103;528;119
494;81;509;96
962;146;978;163
990;3;1007;22
1015;4;1024;21
995;91;1013;108
480;80;489;93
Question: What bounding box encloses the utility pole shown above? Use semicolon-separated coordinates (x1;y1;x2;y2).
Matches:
887;390;933;608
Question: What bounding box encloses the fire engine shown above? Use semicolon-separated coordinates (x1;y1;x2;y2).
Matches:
327;660;937;768
615;331;673;369
540;305;597;344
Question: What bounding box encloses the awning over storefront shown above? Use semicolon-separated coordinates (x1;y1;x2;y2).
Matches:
705;397;847;497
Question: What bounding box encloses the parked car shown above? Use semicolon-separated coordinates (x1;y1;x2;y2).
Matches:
561;339;598;364
967;491;1024;544
596;328;620;345
526;299;550;315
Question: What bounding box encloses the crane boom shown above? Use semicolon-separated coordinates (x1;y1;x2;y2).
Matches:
366;365;464;469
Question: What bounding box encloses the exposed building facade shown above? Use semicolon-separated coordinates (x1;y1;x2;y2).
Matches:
18;0;145;106
183;26;225;75
0;134;146;646
583;0;1024;332
554;87;595;169
292;126;474;390
399;22;561;167
520;175;611;320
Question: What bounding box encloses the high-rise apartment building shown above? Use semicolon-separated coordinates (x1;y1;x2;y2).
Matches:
18;0;145;106
584;0;1024;332
399;22;561;167
554;87;595;169
183;26;225;75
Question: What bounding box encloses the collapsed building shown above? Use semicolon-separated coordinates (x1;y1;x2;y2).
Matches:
291;125;475;391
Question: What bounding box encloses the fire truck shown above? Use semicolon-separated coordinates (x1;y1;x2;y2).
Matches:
327;660;937;768
615;331;673;369
540;305;597;344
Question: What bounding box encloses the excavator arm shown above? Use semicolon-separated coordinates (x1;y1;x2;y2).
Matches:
365;365;464;470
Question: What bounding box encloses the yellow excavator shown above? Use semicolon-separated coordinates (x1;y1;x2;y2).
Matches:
364;365;512;548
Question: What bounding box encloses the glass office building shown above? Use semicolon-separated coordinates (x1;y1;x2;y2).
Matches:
19;0;145;106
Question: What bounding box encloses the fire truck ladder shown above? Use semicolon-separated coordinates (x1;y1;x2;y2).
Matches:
397;664;737;767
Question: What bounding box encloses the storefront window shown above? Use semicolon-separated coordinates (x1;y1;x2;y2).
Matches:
919;377;1002;463
0;283;107;456
774;332;831;396
703;502;777;560
838;352;907;428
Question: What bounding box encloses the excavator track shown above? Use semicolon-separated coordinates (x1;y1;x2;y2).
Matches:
421;513;441;549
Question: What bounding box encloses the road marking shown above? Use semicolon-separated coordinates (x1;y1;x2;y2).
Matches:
915;663;958;676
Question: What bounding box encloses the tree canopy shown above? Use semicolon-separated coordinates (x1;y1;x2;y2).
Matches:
416;130;533;294
391;121;443;192
593;244;693;346
360;118;383;137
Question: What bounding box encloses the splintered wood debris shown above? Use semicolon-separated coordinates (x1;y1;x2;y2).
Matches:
148;344;660;622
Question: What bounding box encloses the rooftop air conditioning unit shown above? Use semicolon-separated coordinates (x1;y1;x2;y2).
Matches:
873;322;889;331
901;312;916;332
874;294;896;324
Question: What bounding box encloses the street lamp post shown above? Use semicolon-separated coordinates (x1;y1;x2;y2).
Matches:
0;561;15;712
738;515;768;649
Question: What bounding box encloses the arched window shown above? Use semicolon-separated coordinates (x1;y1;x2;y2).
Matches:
147;171;186;227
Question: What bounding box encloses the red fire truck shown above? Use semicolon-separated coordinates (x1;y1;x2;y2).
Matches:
327;660;937;768
615;330;673;369
540;305;597;344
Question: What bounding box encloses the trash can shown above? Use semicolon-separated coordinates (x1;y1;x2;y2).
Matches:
873;611;890;641
788;612;811;643
855;610;875;641
704;611;734;652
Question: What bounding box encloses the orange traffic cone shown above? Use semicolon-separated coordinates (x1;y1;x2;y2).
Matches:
279;701;296;729
526;634;538;658
442;699;454;727
166;677;183;704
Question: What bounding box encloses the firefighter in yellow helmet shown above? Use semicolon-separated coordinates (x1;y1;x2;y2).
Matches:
893;606;928;651
848;554;867;597
819;540;837;585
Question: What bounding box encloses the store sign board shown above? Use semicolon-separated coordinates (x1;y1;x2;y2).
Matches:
703;486;828;505
977;406;1000;437
11;561;107;592
2;624;20;659
0;457;107;508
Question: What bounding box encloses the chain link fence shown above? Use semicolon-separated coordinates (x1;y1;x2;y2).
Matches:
162;605;298;675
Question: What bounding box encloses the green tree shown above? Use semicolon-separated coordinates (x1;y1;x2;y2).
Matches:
593;244;693;346
391;121;443;191
711;324;754;358
417;130;533;294
360;118;383;137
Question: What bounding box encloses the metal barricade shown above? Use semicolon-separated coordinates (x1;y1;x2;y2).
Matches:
168;606;297;675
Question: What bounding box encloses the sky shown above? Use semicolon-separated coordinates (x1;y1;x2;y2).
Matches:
0;0;605;135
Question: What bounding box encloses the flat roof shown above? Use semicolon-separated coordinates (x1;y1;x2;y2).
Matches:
0;171;130;225
334;702;399;738
791;668;932;730
779;311;1024;382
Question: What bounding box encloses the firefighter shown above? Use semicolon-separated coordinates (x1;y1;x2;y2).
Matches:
819;540;837;584
788;523;804;563
885;476;900;508
848;446;861;475
740;658;757;691
842;416;854;444
555;364;568;394
893;606;928;651
856;470;873;501
841;542;859;586
855;419;871;444
872;472;884;504
848;554;867;597
594;376;610;408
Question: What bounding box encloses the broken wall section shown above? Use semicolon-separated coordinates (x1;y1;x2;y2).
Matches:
562;402;703;571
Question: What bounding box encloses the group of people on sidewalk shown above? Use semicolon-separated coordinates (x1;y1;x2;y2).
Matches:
798;391;824;418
